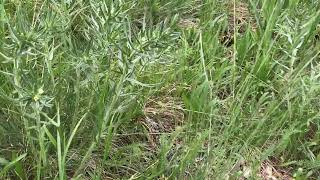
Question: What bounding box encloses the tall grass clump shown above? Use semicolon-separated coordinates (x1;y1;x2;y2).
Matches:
0;0;320;179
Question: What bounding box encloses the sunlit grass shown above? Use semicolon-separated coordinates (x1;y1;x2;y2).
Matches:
0;0;320;179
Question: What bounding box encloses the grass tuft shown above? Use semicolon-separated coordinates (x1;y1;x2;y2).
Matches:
1;0;320;179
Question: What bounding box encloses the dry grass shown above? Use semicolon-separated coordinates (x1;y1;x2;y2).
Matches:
178;18;200;29
228;1;257;34
259;160;292;180
140;95;185;148
220;1;257;47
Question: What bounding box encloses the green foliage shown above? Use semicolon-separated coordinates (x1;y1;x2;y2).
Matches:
0;0;320;179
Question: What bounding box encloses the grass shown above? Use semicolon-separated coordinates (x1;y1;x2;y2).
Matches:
0;0;320;179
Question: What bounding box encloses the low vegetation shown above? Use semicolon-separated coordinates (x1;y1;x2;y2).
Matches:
0;0;320;179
